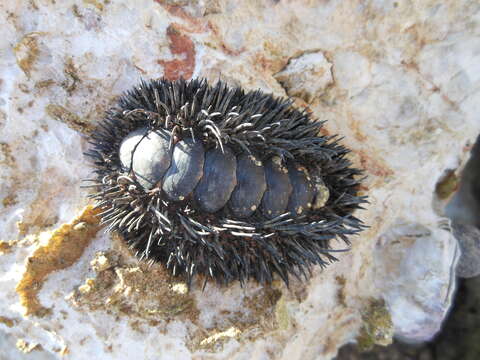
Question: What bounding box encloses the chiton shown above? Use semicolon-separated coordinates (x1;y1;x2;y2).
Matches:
85;78;367;286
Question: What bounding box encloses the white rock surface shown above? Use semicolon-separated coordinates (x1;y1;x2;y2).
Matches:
374;222;459;343
0;0;479;359
274;52;333;102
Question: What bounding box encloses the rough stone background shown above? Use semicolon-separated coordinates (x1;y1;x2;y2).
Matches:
0;1;479;359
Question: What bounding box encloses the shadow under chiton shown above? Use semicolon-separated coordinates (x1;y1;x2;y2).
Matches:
84;78;367;286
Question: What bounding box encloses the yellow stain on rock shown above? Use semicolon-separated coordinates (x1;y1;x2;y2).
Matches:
13;32;43;77
16;339;42;353
0;241;14;254
0;316;16;328
45;104;93;134
16;206;101;317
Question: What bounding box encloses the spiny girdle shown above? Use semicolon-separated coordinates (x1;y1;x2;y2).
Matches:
84;78;367;286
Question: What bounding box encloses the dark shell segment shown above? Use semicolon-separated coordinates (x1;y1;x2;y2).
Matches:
194;146;237;213
119;128;328;217
228;154;267;218
162;138;205;201
261;156;293;219
119;127;172;190
287;163;315;215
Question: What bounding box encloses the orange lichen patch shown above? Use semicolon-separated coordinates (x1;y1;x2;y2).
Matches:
16;206;101;317
158;24;196;81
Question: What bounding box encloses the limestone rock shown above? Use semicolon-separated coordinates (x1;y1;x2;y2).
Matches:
274;52;333;102
374;223;459;343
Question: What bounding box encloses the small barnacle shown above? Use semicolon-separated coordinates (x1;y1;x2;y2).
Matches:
84;78;367;286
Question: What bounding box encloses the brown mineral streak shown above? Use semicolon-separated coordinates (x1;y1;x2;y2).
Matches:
16;206;101;317
358;150;394;178
206;21;245;56
158;24;196;81
45;104;94;135
13;32;41;77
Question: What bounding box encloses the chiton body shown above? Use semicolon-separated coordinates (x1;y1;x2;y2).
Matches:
85;78;366;285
